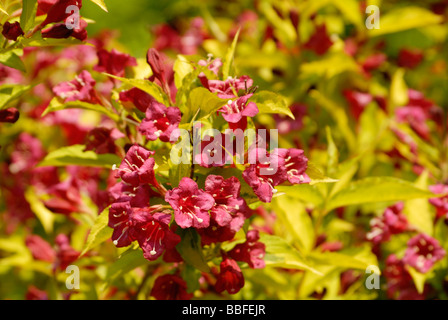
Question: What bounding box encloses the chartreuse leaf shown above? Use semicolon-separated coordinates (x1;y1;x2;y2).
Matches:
105;247;149;284
306;161;338;185
259;233;321;275
103;73;170;105
89;0;108;12
222;28;240;79
0;84;31;109
20;0;38;32
370;6;443;36
0;50;26;72
38;144;121;168
184;87;227;123
275;184;325;208
407;266;427;294
24;187;55;234
404;170;434;235
42;97;120;121
272;197;315;253
326;177;437;211
251;90;294;119
176;228;210;273
173;55;194;90
81;207;113;256
390;68;408;110
0;1;8;15
169;160;191;188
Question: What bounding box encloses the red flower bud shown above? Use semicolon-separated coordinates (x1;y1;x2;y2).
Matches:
2;21;24;41
0;107;20;123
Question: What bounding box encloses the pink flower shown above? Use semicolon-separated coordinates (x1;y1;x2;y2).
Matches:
218;94;258;124
194;133;231;168
366;203;409;244
53;70;98;103
228;230;265;269
215;256;245;294
113;145;156;187
384;254;424;300
242;148;287;203
108;201;134;247
138;101;181;143
206;75;254;99
25;286;49;300
403;234;446;273
343;90;373;120
128;208;180;261
165;177;214;229
151;274;193;300
361;53;387;73
395;106;430;140
429;184;448;219
204;175;247;228
93;48;137;78
274;148;310;184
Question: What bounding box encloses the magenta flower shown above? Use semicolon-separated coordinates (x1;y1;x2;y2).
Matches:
119;87;156;113
40;0;82;28
204;175;247;227
113;145;156;187
343;90;373;120
403;234;446;273
206;75;254;99
93;48;137;78
274;148;310;184
84;127;124;155
228;230;265;269
151;274;193;300
429;184;448;219
198;219;242;245
218;94;258;124
108;201;134;247
243;148;287;203
384;254;424;300
54;234;79;271
303;24;333;55
53;70;98;103
215;256;245;294
25;235;56;263
165;177;214;229
194;133;233;168
138;101;181;143
42;19;88;41
366;203;409;244
398;48;424;69
129;208;180;261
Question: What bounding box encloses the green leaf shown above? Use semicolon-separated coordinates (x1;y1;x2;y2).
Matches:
38;144;121;168
169;162;191;188
306;161;338;185
89;0;108;12
390;68;408;110
105;247;149;283
103;73;169;105
184;87;227;123
175;228;210;273
326;177;437;211
0;84;31;109
272;197;315;253
325;127;339;176
0;50;26;72
20;0;38;32
251;90;294;119
407;266;427;294
222;29;240;79
307;251;372;270
42;98;120;121
404;171;434;235
173;55;195;89
24;187;55;234
370;6;443;37
275;184;325;208
259;233;321;275
81;207;113;256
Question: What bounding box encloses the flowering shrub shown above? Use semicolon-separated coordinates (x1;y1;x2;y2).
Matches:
1;0;448;300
